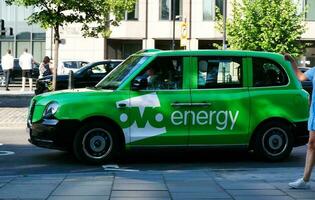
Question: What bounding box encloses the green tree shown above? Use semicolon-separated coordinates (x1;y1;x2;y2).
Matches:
216;0;306;57
5;0;136;90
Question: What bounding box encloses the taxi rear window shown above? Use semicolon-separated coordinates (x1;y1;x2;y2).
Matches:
197;57;242;89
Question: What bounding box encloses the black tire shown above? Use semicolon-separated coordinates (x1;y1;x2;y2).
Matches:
73;121;119;164
253;121;293;161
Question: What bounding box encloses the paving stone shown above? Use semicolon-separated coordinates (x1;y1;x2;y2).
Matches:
285;191;315;199
113;183;167;191
171;192;231;199
48;196;109;200
110;191;170;198
53;185;111;196
233;196;294;200
0;183;57;199
114;178;164;184
64;175;114;182
60;180;113;187
114;174;163;181
0;176;16;183
167;185;223;193
217;181;276;190
0;108;28;127
110;198;171;200
12;177;63;184
227;189;286;196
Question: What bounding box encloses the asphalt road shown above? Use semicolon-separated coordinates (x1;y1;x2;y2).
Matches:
0;127;308;176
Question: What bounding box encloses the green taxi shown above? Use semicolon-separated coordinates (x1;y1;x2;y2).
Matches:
27;50;309;163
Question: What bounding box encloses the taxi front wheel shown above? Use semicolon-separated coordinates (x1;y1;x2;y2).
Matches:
73;122;118;164
254;121;293;161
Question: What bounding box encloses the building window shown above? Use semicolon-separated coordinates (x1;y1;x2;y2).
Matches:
203;0;223;21
294;0;315;21
125;0;139;20
306;0;315;20
160;0;182;20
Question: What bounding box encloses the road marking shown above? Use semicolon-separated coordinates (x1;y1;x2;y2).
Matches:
0;151;15;156
102;164;139;172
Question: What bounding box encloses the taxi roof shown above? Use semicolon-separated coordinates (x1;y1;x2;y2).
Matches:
136;49;284;60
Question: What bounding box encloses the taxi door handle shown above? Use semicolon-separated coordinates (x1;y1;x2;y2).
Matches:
171;102;211;107
190;102;212;107
171;102;191;107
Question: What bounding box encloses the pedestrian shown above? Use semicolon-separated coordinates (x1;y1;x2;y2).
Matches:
19;48;34;91
39;56;52;79
285;54;315;189
1;49;14;91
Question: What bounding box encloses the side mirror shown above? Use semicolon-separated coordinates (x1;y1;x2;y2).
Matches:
132;76;148;90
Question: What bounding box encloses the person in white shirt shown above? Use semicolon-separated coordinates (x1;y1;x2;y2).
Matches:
1;49;14;91
19;48;34;91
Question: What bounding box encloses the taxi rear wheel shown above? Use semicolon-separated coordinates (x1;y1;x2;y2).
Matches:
73;122;118;164
253;121;293;161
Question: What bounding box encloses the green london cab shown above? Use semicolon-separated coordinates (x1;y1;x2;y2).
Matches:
27;49;309;164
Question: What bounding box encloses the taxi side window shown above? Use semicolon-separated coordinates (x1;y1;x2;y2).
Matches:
253;58;288;87
91;64;107;74
138;56;183;90
197;57;242;89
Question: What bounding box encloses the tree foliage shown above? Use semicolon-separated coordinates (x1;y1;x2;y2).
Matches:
5;0;136;38
5;0;135;90
216;0;306;57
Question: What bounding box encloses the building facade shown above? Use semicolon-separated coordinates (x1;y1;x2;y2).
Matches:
0;0;45;62
48;0;315;66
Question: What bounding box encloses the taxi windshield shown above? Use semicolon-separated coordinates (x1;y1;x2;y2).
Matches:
96;56;149;90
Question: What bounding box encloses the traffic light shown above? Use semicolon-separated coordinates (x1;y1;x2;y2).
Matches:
0;19;5;36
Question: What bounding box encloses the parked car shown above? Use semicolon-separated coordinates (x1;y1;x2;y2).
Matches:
58;60;89;75
28;50;309;164
299;67;312;95
0;58;39;84
35;60;122;94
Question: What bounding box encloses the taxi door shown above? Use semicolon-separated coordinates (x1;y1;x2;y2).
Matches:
189;56;250;146
126;56;191;146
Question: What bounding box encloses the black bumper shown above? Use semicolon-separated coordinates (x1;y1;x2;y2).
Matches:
28;119;80;150
293;121;309;147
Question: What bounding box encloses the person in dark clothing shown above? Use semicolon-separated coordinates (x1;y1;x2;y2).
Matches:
39;56;52;79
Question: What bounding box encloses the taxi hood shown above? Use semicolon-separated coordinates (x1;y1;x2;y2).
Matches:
33;88;114;106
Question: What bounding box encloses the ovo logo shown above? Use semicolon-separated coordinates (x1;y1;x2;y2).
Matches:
116;93;166;143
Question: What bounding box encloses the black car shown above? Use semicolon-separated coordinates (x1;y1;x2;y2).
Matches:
0;58;39;82
299;67;312;95
35;60;122;94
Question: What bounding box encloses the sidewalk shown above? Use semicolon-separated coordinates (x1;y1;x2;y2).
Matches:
0;87;33;128
0;168;314;199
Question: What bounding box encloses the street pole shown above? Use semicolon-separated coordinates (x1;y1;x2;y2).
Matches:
223;0;227;50
172;0;176;50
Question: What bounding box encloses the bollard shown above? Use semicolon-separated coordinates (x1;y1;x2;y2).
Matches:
68;70;74;89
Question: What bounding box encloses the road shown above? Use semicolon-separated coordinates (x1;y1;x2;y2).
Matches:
0;127;308;176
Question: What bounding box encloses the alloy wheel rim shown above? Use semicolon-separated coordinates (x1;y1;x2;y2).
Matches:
82;128;113;160
262;127;288;157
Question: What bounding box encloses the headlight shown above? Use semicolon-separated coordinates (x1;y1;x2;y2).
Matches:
43;102;59;119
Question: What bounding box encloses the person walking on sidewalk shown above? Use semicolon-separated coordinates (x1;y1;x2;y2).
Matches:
285;54;315;189
19;48;34;91
1;49;14;91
